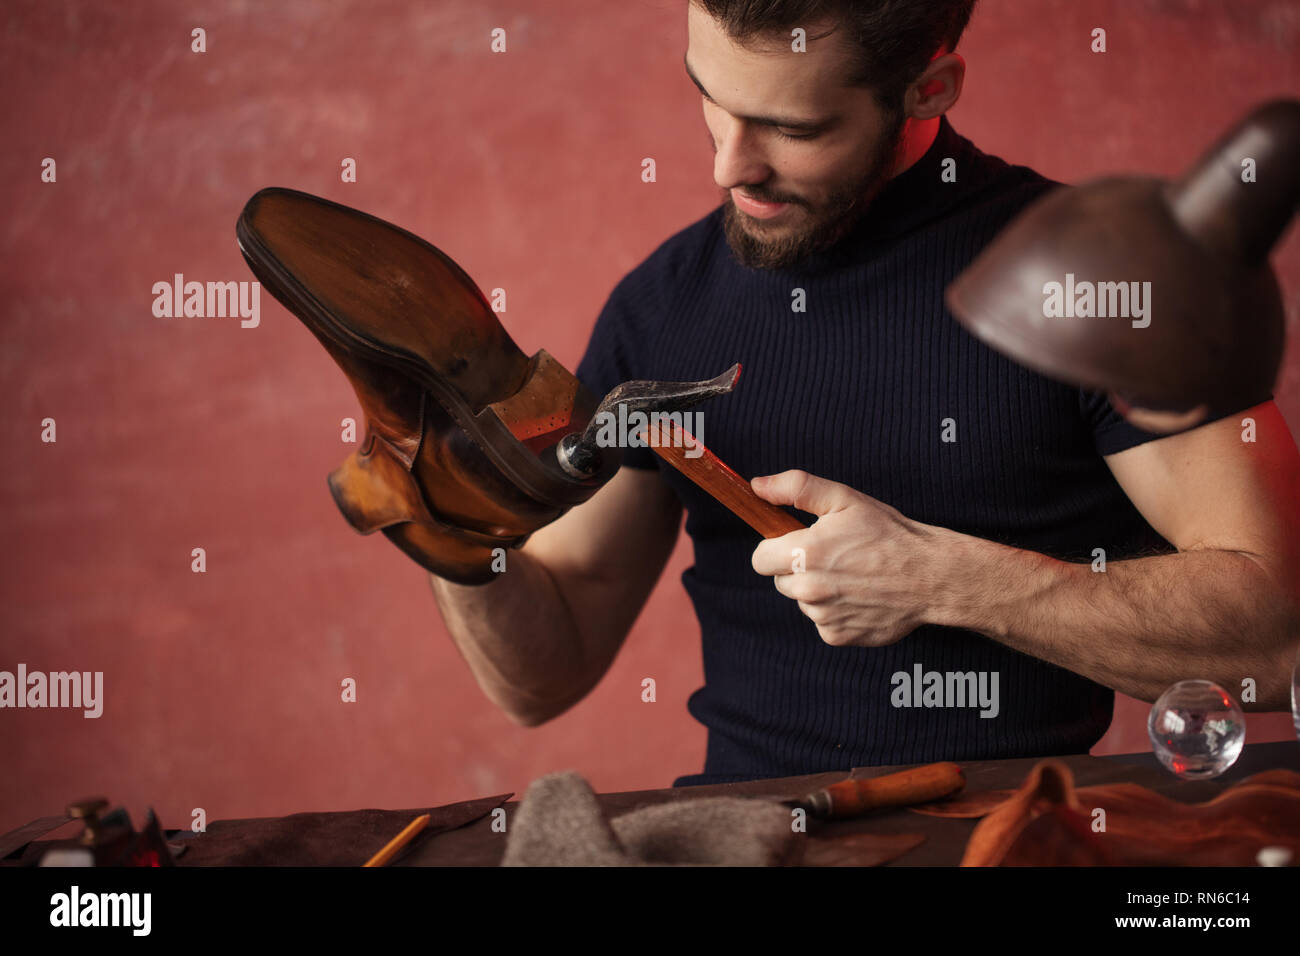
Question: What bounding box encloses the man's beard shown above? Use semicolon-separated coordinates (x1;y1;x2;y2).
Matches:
722;111;907;271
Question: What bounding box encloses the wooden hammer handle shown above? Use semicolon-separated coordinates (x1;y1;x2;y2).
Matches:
643;421;805;538
820;762;966;818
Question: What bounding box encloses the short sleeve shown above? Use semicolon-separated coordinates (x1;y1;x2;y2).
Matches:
574;281;659;470
1079;387;1267;456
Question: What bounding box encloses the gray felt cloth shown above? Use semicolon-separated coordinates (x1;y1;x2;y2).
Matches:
501;771;799;866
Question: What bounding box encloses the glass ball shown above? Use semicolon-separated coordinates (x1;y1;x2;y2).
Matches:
1147;679;1245;779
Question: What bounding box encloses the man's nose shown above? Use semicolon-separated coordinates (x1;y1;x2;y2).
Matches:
712;117;770;190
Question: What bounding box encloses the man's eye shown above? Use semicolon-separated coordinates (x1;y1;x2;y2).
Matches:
775;128;817;141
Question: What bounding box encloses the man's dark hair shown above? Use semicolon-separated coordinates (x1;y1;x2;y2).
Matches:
692;0;977;112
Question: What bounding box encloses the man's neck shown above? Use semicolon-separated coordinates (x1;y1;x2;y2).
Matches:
888;116;941;180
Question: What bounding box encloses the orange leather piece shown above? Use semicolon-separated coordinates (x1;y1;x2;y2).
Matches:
329;435;424;535
959;759;1300;866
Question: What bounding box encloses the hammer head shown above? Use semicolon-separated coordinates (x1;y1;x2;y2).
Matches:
556;363;742;478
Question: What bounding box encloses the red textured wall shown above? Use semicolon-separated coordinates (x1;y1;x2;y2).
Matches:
2;0;1297;834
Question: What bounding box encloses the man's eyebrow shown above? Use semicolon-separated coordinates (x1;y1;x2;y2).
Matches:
683;54;833;131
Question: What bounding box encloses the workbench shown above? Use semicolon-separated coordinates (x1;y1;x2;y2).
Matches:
13;743;1289;867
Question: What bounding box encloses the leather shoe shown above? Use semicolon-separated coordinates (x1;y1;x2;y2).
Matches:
236;187;619;583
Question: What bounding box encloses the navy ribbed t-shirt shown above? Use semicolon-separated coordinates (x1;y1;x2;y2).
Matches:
576;117;1188;786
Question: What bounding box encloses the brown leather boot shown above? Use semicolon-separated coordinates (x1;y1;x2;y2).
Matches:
236;187;619;584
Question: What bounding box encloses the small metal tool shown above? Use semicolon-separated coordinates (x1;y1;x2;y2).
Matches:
555;363;742;478
556;363;806;538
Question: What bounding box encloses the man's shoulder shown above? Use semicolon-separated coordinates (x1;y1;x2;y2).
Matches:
956;128;1064;210
588;205;728;350
614;204;728;297
579;206;728;406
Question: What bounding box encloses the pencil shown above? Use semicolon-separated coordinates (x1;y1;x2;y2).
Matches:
362;813;431;867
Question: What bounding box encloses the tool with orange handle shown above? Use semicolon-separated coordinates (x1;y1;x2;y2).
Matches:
556;363;807;539
783;762;967;819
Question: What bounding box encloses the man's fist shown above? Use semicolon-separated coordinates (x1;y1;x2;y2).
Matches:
750;470;949;647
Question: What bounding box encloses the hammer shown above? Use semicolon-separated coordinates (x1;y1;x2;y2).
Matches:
555;364;806;538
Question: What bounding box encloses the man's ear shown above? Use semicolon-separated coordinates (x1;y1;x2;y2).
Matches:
906;52;965;120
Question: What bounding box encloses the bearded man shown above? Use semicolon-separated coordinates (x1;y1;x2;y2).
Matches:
426;0;1300;785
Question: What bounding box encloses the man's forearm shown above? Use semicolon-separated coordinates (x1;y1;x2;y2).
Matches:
930;533;1300;709
429;553;593;725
